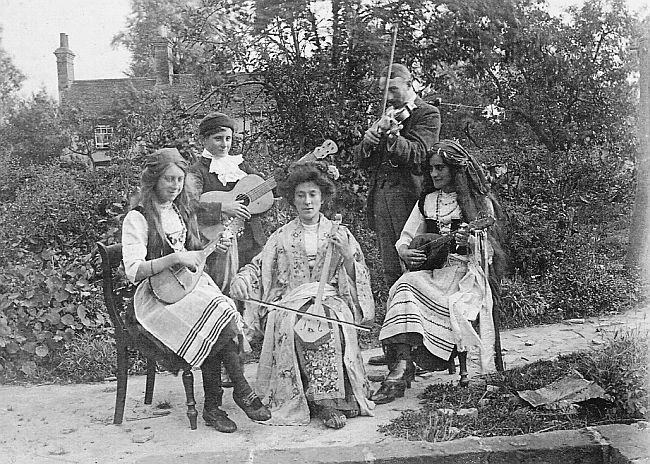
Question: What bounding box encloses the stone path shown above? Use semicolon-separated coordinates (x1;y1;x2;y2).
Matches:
0;306;647;463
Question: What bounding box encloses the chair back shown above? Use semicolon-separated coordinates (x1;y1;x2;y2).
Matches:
97;242;129;340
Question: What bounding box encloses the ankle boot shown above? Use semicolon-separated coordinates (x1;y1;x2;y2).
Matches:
371;359;415;405
221;341;271;422
201;356;237;433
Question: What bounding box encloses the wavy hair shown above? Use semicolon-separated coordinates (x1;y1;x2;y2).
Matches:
130;148;203;256
279;162;337;211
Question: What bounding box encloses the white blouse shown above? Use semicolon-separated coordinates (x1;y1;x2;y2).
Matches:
121;205;187;284
395;191;462;251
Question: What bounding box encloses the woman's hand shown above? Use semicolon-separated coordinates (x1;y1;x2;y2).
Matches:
216;230;234;253
454;223;470;247
398;244;427;269
230;277;249;300
175;251;204;271
332;230;354;261
222;200;251;221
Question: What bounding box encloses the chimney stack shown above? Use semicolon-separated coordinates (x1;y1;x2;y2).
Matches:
152;26;173;85
54;33;75;101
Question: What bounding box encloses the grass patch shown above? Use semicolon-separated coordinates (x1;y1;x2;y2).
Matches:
0;332;147;384
379;327;648;442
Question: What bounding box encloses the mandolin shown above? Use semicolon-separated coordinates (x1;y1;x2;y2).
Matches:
147;231;232;304
406;216;495;272
294;214;343;348
199;139;338;240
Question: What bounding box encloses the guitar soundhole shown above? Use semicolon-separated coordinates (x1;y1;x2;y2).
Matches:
236;194;250;206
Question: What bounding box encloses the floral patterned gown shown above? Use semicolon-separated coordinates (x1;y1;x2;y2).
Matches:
233;214;376;425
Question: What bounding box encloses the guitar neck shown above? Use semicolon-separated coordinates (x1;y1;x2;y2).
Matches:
246;178;277;203
200;234;225;260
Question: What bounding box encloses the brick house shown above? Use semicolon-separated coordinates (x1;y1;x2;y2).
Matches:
54;30;268;164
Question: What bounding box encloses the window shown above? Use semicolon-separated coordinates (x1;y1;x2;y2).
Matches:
94;125;113;149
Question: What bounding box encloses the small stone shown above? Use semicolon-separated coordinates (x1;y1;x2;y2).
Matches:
61;428;76;435
565;318;585;324
510;440;528;447
524;340;536;346
591;339;605;345
131;433;153;444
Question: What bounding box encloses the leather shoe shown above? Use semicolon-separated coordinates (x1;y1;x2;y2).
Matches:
370;360;415;405
234;392;271;421
371;380;407;404
203;407;237;433
368;354;388;365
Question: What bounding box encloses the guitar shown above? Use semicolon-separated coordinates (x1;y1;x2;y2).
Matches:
146;232;231;304
406;216;495;272
199;139;338;240
294;214;343;348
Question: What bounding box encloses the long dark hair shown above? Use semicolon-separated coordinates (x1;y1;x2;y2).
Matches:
131;148;202;256
422;140;509;298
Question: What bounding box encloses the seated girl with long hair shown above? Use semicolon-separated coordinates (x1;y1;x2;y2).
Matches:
121;148;271;433
371;140;508;404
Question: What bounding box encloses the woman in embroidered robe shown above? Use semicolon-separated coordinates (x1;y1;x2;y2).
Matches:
230;163;376;429
371;140;508;404
122;148;271;433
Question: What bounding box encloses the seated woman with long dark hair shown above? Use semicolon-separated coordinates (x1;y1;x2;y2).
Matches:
372;140;508;404
121;148;271;433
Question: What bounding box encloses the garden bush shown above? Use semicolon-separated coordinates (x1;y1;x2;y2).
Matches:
0;158;138;381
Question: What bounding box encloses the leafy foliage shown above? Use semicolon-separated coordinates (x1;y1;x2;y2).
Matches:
0;159;137;380
0;27;25;111
0;91;69;164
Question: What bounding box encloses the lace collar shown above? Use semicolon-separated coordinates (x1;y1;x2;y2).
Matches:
201;149;247;186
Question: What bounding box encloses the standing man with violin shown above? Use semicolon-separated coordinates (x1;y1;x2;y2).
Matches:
355;64;441;290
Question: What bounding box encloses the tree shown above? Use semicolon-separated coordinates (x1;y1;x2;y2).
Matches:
415;0;638;152
627;17;650;284
0;26;26;120
0;90;68;164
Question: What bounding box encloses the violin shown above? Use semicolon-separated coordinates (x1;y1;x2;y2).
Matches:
377;102;416;138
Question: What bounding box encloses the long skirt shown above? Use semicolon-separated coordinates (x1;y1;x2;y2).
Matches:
379;256;469;361
133;272;241;367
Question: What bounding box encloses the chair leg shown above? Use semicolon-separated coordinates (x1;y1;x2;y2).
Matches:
448;351;457;374
144;359;156;405
182;369;198;430
492;307;505;372
114;342;129;425
458;351;469;387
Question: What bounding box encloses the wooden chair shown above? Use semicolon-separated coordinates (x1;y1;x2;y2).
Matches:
96;242;198;429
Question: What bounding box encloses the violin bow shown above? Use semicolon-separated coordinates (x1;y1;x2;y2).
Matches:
237;297;371;332
381;23;399;115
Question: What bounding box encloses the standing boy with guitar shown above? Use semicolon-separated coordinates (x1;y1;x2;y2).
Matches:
190;112;269;390
190;112;268;293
